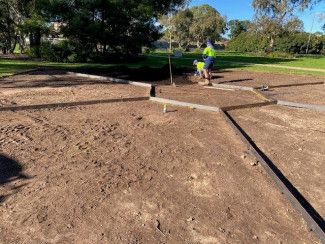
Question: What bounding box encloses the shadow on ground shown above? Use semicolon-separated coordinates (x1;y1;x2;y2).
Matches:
0;154;29;203
0;53;303;88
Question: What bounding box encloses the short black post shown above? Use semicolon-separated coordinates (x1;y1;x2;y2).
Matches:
150;85;156;97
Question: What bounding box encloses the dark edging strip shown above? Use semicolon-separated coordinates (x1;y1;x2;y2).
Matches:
213;82;324;92
212;83;254;91
252;89;272;101
149;96;220;112
0;68;40;80
220;110;325;242
278;100;325;112
68;72;152;88
221;101;277;112
0;97;149;112
258;81;324;89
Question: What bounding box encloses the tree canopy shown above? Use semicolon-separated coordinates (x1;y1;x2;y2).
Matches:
160;4;226;49
0;0;189;56
252;0;319;49
228;20;251;39
1;0;324;58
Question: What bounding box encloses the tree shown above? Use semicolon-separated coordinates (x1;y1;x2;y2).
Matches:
41;0;189;56
21;1;50;55
323;23;325;33
0;0;17;53
171;9;193;49
189;5;226;48
228;20;251;39
159;14;175;51
0;0;50;54
252;0;321;49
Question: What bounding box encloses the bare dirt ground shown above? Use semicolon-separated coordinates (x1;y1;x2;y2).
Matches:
0;70;148;107
157;83;263;108
265;84;325;105
0;102;318;243
211;70;325;105
213;70;324;88
0;70;324;243
229;105;325;219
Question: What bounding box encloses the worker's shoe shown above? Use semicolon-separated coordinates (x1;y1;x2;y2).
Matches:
198;79;211;86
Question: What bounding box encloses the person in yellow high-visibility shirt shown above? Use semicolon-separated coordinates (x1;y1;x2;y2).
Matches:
193;60;205;79
199;40;217;86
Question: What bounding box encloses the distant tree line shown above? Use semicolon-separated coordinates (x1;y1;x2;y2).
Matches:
227;0;325;54
159;4;226;50
0;0;189;61
158;0;325;55
0;0;324;61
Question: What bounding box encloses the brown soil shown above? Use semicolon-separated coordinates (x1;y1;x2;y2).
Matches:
0;70;149;107
230;105;325;218
157;83;263;108
0;70;323;243
0;101;319;243
213;70;324;88
265;84;325;105
212;70;325;105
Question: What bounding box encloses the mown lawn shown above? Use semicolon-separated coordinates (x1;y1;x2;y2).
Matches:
1;52;325;77
150;51;325;70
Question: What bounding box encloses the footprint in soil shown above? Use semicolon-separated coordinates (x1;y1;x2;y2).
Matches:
36;206;49;223
0;124;30;134
53;126;70;140
76;141;90;151
0;124;33;146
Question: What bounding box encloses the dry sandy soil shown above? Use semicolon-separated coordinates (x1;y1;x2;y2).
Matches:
157;84;263;108
0;70;149;107
0;70;323;243
265;85;325;105
230;106;325;219
213;70;324;88
211;70;325;105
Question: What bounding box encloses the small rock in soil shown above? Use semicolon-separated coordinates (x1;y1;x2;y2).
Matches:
250;160;259;167
241;154;248;159
186;217;195;222
253;235;259;240
218;227;226;233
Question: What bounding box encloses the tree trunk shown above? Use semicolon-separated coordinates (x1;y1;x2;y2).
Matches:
19;35;26;54
268;36;274;52
29;29;42;57
169;31;172;51
10;38;17;54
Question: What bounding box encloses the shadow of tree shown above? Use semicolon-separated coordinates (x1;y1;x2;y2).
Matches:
0;154;29;202
0;154;28;185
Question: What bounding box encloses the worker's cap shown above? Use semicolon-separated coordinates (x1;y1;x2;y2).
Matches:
207;40;213;46
193;60;198;65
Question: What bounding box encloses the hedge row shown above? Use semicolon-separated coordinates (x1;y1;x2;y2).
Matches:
227;32;325;55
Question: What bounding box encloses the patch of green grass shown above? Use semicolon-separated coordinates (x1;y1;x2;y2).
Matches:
150;51;325;69
1;52;325;78
229;65;325;76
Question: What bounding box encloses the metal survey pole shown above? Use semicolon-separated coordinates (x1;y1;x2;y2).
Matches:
169;55;174;85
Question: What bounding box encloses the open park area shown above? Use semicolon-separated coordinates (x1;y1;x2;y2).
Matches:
1;0;325;243
0;65;324;243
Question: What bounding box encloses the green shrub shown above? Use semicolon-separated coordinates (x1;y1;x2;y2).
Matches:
39;41;74;62
266;51;294;58
227;32;268;53
192;48;202;54
228;32;325;55
142;47;152;54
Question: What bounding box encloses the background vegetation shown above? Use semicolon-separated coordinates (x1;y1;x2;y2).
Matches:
0;0;324;71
